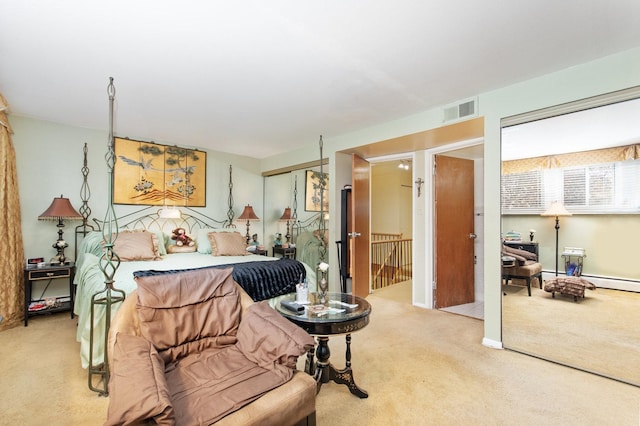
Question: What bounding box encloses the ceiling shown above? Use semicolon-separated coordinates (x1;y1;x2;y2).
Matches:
502;97;640;161
2;1;640;159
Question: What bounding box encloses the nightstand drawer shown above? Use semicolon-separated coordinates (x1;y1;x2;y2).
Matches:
27;268;71;281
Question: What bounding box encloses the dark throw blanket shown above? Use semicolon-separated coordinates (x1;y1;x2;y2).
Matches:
133;258;306;301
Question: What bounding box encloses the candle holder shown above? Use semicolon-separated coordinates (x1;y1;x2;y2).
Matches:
319;272;328;303
317;262;330;303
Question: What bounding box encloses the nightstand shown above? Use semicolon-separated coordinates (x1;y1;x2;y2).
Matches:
272;246;296;259
24;263;75;326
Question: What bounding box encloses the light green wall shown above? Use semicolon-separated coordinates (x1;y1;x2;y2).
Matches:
12;115;262;295
503;214;640;280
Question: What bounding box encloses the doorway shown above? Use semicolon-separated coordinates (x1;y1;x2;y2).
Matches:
369;156;414;303
426;140;484;319
338;116;485;310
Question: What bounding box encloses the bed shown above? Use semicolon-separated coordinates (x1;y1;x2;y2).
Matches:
73;213;316;369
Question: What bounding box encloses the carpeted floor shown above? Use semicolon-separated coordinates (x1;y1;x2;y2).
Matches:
1;285;639;425
502;282;640;386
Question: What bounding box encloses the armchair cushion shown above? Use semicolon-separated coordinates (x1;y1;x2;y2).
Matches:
105;333;175;425
237;300;315;371
135;267;242;364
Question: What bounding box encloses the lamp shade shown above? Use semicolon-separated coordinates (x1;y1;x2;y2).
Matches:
540;201;572;217
238;205;260;221
38;195;82;220
279;207;292;221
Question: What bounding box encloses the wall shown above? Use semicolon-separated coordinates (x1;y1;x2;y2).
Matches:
12;115;263;295
371;162;413;236
502;214;640;281
260;46;640;348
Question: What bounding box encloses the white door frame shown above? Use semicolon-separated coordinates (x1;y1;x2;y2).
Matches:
417;137;484;309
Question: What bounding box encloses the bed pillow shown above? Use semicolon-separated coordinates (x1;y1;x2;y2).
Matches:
112;230;161;261
167;244;196;254
208;231;249;256
195;228;224;254
195;228;215;254
152;231;168;256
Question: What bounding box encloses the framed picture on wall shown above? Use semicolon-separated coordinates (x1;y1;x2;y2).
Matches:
113;137;206;206
305;170;329;212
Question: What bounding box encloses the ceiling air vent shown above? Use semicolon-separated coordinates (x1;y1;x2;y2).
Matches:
443;97;478;123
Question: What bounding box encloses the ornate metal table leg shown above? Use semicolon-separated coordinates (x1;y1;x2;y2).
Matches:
328;334;368;398
313;335;368;398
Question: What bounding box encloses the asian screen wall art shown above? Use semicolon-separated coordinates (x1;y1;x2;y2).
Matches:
113;137;206;206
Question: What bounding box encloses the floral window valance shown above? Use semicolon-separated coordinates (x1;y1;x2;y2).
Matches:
502;143;640;175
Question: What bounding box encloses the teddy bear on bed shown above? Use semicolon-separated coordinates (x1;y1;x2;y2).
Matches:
171;227;195;247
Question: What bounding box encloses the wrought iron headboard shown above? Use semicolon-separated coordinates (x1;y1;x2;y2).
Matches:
92;206;228;235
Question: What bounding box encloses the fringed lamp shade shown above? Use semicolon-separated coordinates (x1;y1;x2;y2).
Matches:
238;205;260;244
38;195;83;264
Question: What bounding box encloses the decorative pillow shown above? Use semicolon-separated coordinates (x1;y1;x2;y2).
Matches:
208;231;249;256
195;228;227;254
503;245;537;262
112;230;161;261
195;228;215;254
152;231;168;256
167;244;196;254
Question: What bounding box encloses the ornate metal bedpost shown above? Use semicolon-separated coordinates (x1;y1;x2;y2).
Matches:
291;175;299;241
75;142;96;260
88;77;125;396
225;165;236;228
317;135;329;301
318;135;327;261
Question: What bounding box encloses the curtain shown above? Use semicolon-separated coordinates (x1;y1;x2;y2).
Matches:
502;143;640;175
0;93;25;331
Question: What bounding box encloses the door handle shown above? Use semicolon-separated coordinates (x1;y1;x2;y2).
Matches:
469;233;477;239
348;232;362;238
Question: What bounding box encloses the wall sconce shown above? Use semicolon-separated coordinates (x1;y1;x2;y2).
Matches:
238;204;260;244
158;206;181;219
415;178;424;197
38;195;83;265
279;207;293;243
398;160;410;170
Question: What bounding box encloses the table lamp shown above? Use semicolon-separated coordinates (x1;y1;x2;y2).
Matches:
279;207;293;243
38;195;83;265
541;201;572;276
238;204;260;244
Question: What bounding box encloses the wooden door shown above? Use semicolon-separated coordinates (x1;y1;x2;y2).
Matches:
434;155;475;308
351;154;370;298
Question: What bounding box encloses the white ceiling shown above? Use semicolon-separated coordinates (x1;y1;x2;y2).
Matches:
502;97;640;161
2;1;640;159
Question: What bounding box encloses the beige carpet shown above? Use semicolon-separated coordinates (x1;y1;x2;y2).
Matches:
503;283;640;386
1;287;639;425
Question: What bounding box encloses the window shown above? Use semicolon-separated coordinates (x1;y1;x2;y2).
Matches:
502;160;640;214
